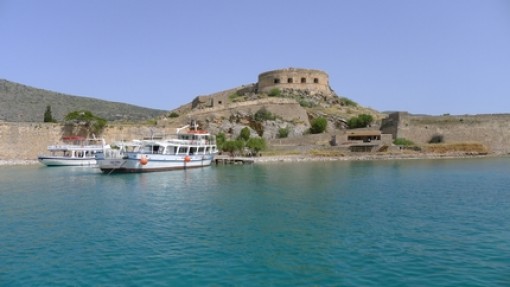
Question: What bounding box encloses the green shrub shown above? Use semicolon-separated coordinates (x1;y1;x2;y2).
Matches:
310;117;327;134
278;127;289;138
268;88;281;97
347;114;373;129
342;97;358;107
299;99;314;108
254;107;275;122
394;138;415;147
169;112;179;118
228;92;240;101
429;134;444;144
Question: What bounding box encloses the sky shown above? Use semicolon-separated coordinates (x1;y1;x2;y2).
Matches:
1;0;509;115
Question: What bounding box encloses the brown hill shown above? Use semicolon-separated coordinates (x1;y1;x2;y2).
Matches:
0;79;168;122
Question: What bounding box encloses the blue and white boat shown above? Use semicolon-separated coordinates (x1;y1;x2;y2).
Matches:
96;125;217;173
38;136;107;166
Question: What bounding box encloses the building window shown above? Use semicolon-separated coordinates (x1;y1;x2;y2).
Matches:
287;78;293;83
301;77;306;83
274;78;280;84
314;78;319;83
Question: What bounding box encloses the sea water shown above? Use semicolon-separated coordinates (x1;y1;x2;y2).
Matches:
1;157;510;286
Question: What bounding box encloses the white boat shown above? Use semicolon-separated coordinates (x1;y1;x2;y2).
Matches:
96;126;218;173
38;136;108;166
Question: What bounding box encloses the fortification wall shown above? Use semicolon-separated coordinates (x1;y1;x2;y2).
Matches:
381;112;510;153
0;122;178;161
188;98;309;124
258;68;329;92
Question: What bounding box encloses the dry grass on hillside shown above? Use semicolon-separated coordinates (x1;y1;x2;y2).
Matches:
423;142;489;154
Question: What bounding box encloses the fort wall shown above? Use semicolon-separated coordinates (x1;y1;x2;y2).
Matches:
381;112;510;153
257;68;329;92
0;122;178;161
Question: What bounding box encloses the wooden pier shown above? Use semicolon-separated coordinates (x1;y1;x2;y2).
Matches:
214;155;255;165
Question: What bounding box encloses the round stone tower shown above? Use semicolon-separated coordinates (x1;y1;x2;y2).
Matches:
257;68;329;92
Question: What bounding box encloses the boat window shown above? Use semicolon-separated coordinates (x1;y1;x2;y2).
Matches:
198;147;205;154
190;147;197;155
177;146;187;155
165;146;176;155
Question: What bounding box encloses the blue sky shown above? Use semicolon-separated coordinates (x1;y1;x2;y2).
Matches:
1;0;509;115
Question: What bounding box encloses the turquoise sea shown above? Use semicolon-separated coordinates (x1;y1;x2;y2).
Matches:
1;157;510;286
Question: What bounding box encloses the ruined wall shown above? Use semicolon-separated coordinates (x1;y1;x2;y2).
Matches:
187;98;309;124
0;122;179;161
381;112;510;153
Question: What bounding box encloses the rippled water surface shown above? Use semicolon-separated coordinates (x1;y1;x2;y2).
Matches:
1;158;510;286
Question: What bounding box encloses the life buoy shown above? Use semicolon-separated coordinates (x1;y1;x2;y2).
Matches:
140;155;149;165
184;155;191;163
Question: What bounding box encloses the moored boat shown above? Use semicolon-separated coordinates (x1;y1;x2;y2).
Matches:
97;125;218;173
38;136;108;166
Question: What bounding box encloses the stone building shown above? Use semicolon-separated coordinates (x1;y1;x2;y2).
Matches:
257;68;330;93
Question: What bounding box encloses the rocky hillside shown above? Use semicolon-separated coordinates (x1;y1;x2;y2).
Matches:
162;85;385;140
0;79;169;122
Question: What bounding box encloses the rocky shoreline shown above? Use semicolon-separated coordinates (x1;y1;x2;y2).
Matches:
1;152;502;167
252;152;499;163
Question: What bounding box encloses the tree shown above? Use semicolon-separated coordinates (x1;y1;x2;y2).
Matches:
239;127;251;141
310;117;327;134
64;110;107;135
347;114;373;129
246;137;266;154
43;105;56;122
216;132;226;150
221;140;244;156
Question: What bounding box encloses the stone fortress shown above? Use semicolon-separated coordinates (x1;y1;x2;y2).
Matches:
2;67;510;162
257;68;330;93
190;68;332;110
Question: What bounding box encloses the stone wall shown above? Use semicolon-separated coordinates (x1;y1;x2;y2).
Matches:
381;112;510;153
187;98;310;124
0;122;179;161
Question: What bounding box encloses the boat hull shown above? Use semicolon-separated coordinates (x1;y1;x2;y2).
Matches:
98;154;214;173
38;156;97;166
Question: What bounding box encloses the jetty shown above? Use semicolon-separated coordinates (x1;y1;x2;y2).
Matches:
214;155;255;165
